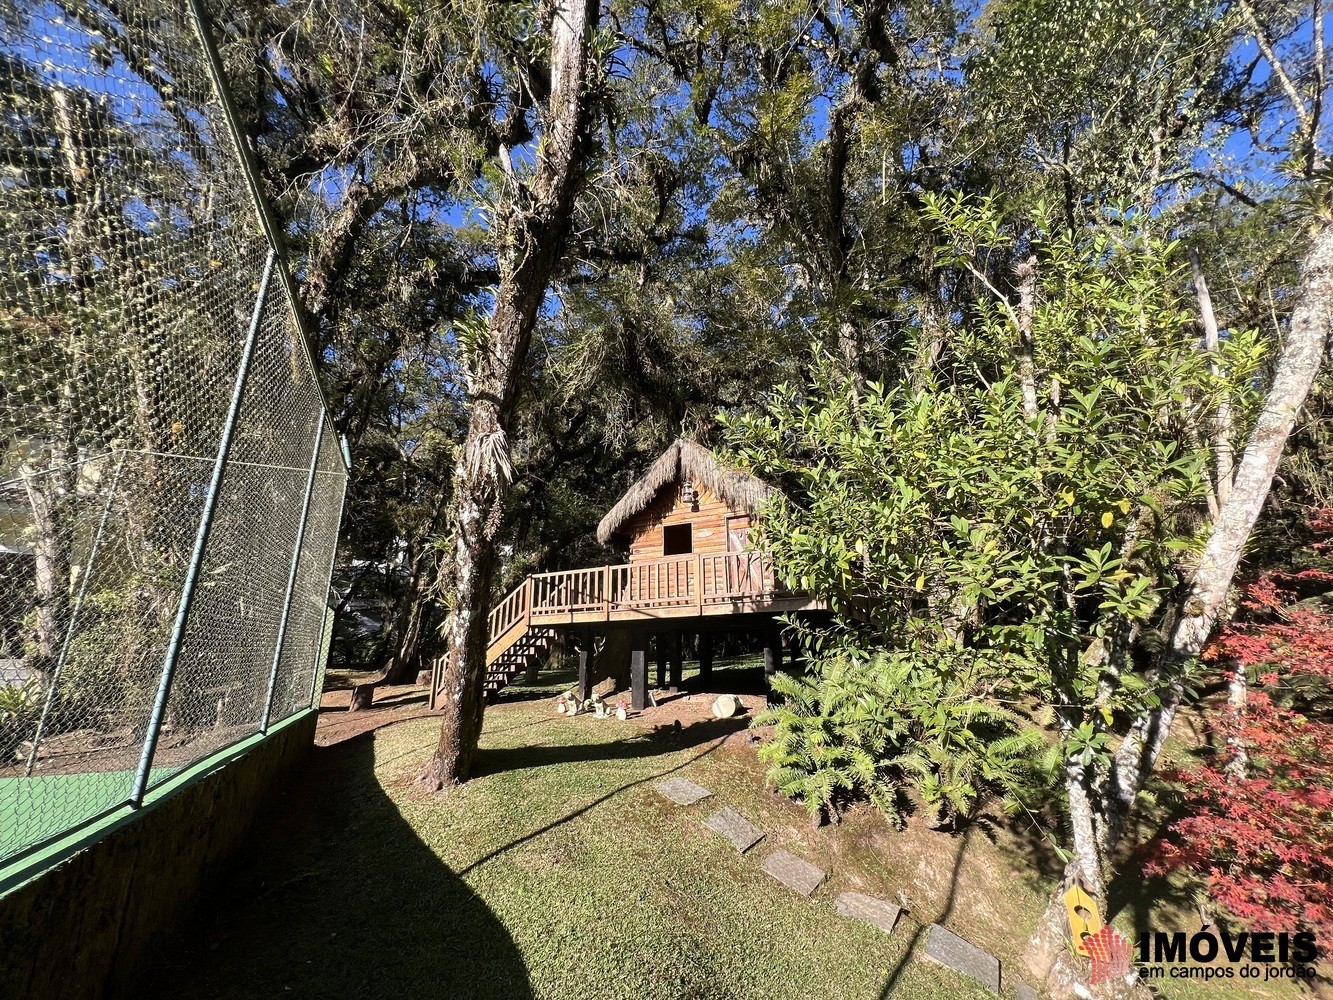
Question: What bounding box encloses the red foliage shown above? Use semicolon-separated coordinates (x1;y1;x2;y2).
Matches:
1146;508;1333;937
1205;600;1333;680
1202;507;1333;681
1147;694;1333;937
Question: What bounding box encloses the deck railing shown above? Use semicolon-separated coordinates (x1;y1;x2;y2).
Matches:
489;552;783;646
487;577;531;640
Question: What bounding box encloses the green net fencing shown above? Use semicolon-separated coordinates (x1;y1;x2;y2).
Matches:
0;0;347;870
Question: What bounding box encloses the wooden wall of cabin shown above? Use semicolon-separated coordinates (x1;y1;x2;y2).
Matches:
623;483;752;562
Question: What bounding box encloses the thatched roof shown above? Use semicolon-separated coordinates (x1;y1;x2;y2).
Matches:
596;439;773;547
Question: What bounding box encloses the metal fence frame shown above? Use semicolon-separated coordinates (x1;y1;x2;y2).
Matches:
0;0;350;885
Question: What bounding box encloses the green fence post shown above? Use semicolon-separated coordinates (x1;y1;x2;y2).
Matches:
259;416;325;733
129;251;276;808
307;437;349;710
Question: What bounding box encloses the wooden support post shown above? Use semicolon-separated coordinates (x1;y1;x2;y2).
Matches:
698;632;713;683
577;630;593;702
695;552;704;613
668;632;682;690
788;633;807;675
655;637;667;688
763;622;782;700
631;633;648;711
524;651;539;685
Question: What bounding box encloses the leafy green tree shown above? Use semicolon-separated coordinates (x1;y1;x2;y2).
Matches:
728;198;1266;889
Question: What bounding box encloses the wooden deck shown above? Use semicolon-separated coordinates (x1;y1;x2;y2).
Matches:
424;551;823;707
486;552;820;666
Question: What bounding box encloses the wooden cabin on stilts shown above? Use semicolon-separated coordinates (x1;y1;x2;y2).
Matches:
430;440;823;711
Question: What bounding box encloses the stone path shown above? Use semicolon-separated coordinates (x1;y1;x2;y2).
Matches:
761;849;825;896
923;923;1001;995
655;776;1006;997
654;776;712;806
703;807;764;852
834;891;900;933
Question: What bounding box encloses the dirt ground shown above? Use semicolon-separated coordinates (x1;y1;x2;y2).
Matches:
315;681;437;746
313;673;760;750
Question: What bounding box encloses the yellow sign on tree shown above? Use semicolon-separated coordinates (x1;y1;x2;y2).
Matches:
1063;883;1104;957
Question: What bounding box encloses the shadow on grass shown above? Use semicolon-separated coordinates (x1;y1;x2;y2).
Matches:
491;684;567;704
459;717;742;879
877;825;973;1000
136;733;534;1000
1104;789;1200;929
473;715;747;777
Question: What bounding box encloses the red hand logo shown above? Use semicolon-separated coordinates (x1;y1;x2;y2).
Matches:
1084;925;1133;985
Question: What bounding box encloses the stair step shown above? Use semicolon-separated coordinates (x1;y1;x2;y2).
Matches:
482;615;557;697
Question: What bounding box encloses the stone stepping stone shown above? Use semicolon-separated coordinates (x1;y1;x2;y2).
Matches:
702;807;764;852
654;776;712;806
761;849;825;896
923;924;1001;995
834;891;901;933
1013;982;1038;1000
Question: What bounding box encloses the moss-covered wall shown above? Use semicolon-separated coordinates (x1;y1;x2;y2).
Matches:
0;711;316;1000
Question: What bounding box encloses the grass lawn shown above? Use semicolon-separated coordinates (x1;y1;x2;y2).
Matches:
142;664;1318;1000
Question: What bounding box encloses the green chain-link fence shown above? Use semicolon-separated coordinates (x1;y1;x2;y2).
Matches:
0;0;347;871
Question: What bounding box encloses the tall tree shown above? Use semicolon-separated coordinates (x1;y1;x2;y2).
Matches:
422;0;606;787
214;0;504;683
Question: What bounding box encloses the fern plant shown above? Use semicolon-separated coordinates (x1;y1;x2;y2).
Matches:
755;653;1056;826
756;658;908;824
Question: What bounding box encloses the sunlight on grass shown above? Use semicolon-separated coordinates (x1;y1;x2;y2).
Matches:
148;691;1316;1000
375;698;994;1000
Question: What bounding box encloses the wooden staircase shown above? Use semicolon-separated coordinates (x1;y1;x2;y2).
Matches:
484;625;555;699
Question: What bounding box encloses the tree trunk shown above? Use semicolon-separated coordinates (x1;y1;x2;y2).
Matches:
1027;221;1332;986
382;578;435;686
1015;255;1039;422
1103;219;1333;850
1065;759;1106;898
20;450;73;672
1224;666;1249;779
382;488;448;686
594;630;632;690
422;403;510;786
1191;250;1235;506
421;0;599;789
19;88;92;677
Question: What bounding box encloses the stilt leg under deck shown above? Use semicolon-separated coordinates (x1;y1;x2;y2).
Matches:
577;630;593;702
698;632;713;683
655;638;666;688
631;633;648;711
668;632;682;689
763;624;782;701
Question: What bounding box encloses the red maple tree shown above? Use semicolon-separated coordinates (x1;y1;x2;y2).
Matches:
1145;508;1333;937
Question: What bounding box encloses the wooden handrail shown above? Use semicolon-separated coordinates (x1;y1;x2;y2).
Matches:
489;550;790;647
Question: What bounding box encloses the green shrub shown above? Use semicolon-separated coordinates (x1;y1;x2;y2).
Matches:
0;677;40;762
755;652;1058;826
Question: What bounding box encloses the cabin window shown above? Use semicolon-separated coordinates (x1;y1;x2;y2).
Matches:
726;515;750;553
663;523;693;555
